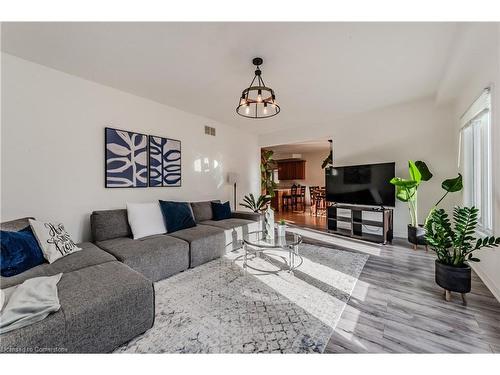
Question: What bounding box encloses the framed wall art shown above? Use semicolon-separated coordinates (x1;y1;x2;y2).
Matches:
105;127;148;188
149;135;182;187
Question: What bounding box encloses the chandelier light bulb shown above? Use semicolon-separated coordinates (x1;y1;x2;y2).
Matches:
245;105;250;115
257;90;262;103
263;102;268;115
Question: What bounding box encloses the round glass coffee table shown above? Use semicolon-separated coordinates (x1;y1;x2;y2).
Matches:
242;230;303;274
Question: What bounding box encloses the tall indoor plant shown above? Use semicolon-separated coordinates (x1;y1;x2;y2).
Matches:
425;206;500;304
261;150;277;197
390;160;462;248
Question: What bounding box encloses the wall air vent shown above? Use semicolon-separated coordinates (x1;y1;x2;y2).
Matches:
204;125;216;136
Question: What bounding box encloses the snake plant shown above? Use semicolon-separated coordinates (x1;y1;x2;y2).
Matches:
425;206;500;266
239;193;271;213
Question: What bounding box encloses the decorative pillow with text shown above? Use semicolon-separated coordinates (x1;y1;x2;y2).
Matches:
29;219;81;263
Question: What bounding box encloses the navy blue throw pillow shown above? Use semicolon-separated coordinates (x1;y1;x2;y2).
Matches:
211;201;231;221
0;226;46;277
159;201;196;234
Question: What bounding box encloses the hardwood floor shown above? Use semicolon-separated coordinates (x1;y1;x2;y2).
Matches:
286;225;500;353
275;207;326;230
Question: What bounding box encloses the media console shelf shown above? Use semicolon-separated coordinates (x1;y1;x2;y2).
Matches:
327;204;393;244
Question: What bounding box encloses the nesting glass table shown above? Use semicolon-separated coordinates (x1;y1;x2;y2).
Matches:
242;230;303;274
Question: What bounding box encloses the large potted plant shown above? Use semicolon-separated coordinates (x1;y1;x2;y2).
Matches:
425;206;500;305
261;150;277;198
390;160;462;248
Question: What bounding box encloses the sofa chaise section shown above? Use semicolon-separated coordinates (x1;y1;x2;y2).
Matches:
1;261;154;353
91;209;190;281
0;217;155;353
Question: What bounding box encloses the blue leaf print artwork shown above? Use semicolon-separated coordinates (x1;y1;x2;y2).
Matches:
163;138;181;186
105;128;148;188
149;136;165;187
148;135;181;187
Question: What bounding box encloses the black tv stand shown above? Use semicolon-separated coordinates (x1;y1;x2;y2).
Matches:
327;203;393;244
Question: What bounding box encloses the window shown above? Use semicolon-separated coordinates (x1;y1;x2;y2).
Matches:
460;89;493;234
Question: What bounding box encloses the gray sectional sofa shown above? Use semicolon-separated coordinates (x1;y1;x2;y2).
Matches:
0;201;260;353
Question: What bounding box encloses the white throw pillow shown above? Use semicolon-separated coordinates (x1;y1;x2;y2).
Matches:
127;202;167;240
29;219;82;263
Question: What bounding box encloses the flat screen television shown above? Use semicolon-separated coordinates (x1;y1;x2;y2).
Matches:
326;162;395;207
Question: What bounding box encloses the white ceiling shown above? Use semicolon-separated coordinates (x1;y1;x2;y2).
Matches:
2;22;459;135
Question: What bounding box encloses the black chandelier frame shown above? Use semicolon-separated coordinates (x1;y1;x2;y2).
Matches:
236;57;280;119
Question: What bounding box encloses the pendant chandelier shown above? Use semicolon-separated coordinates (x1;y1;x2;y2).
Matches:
236;57;280;119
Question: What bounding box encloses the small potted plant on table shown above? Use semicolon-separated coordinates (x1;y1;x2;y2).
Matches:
277;219;287;237
425;206;500;305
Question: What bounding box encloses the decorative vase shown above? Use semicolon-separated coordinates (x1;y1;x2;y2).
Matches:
263;206;275;240
435;260;471;305
277;224;286;237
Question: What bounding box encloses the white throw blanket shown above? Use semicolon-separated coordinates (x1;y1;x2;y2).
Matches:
0;273;62;334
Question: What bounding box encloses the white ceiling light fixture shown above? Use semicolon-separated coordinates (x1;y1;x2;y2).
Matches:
236;57;280;119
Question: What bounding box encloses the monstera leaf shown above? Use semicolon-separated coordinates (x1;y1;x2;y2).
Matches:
390;177;418;202
408;160;422;183
415;160;433;181
442;174;463;193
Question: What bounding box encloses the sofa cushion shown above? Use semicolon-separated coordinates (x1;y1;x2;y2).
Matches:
0;261;154;353
190;200;219;222
211;201;231;221
231;211;262;222
1;226;46;277
168;225;226;268
90;209;132;242
29;219;82;263
126;202;166;239
95;235;189;282
0;217;34;232
159;200;196;234
201;218;256;230
0;242;116;289
201;218;261;252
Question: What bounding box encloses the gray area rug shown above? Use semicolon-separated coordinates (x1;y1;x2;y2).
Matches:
116;243;368;353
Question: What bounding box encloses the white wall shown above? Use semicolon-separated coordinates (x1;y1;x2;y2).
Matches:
1;54;260;242
260;97;459;237
449;23;500;301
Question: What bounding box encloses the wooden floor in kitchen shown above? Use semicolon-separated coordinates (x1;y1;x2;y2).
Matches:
286;223;500;353
275;207;327;230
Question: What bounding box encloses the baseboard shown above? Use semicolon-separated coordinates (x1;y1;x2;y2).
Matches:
470;263;500;302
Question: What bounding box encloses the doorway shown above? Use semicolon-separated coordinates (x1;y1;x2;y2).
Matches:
261;139;332;231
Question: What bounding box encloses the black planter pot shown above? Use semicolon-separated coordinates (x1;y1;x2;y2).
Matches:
435;260;471;293
407;224;426;246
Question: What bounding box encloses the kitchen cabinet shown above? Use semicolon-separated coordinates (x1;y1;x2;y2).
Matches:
277;159;306;180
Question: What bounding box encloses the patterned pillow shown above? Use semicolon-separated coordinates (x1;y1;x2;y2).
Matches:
29;219;81;263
